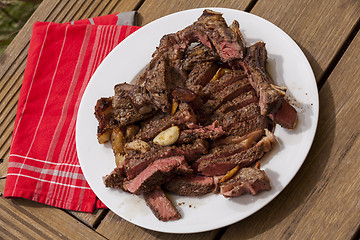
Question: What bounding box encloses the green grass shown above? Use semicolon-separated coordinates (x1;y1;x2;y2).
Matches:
0;0;40;54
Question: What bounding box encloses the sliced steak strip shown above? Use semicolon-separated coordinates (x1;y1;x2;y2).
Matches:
208;90;258;123
226;115;268;136
125;139;208;179
144;187;181;221
103;167;125;190
202;79;253;116
123;156;190;194
164;175;214;196
136;102;196;141
112;84;155;126
113;100;150;127
187;61;219;89
246;41;267;72
113;83;152;112
94;97;114;142
268;98;298;129
242;60;284;115
219;102;261;130
220;166;271;197
180;139;209;162
198;130;275;176
183;43;220;71
144;55;172;113
177;121;226;144
202;69;246;97
196;9;246;61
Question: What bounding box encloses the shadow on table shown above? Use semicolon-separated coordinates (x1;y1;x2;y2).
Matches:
220;47;336;239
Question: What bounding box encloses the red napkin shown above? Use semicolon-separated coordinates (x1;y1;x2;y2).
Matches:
4;13;140;212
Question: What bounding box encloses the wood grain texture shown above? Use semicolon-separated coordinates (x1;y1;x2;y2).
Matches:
96;211;220;240
250;0;360;82
0;0;143;231
0;197;106;240
137;0;252;25
221;29;360;240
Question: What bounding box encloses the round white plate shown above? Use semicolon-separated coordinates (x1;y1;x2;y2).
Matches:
76;8;318;234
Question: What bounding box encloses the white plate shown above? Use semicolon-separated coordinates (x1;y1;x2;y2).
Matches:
76;8;319;234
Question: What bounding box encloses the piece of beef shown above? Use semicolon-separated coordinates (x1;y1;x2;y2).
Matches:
220;166;271;197
112;84;155;127
209;90;258;120
180;138;209;162
135;102;196;141
226;115;268;136
196;10;246;61
202;69;247;98
187;61;219;89
113;83;153;113
246;41;267;72
197;130;275;176
125;139;208;179
183;43;220;71
219;103;261;130
144;55;172;113
113;100;151;127
123;156;191;194
201;79;253;116
241;60;284;115
94;97;114;143
144;187;181;221
164;175;214;196
177;121;226;144
268;98;298;129
193;141;250;172
103;167;125;190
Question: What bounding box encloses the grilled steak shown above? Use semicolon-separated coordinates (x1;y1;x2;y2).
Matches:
123;156;191;194
177;121;225;144
226;115;268;136
187;61;219;89
135;102;196;141
125;139;208;179
269;98;298;129
202;79;253;116
202;69;247;97
144;187;181;221
196;9;246;61
246;41;267;72
164;175;215;196
97;9;298;222
244;60;284;115
219;102;261;129
197;130;275;176
183;43;220;71
94;97;114;141
103;167;125;190
208;90;258;122
220;166;271;197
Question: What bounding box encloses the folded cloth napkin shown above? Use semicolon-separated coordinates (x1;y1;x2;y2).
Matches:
4;12;140;212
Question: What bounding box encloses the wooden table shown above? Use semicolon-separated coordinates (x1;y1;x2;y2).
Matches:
1;0;359;239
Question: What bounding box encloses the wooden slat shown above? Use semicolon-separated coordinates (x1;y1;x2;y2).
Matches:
250;0;360;82
96;211;220;240
0;197;107;240
0;0;144;230
221;29;360;240
137;0;252;25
